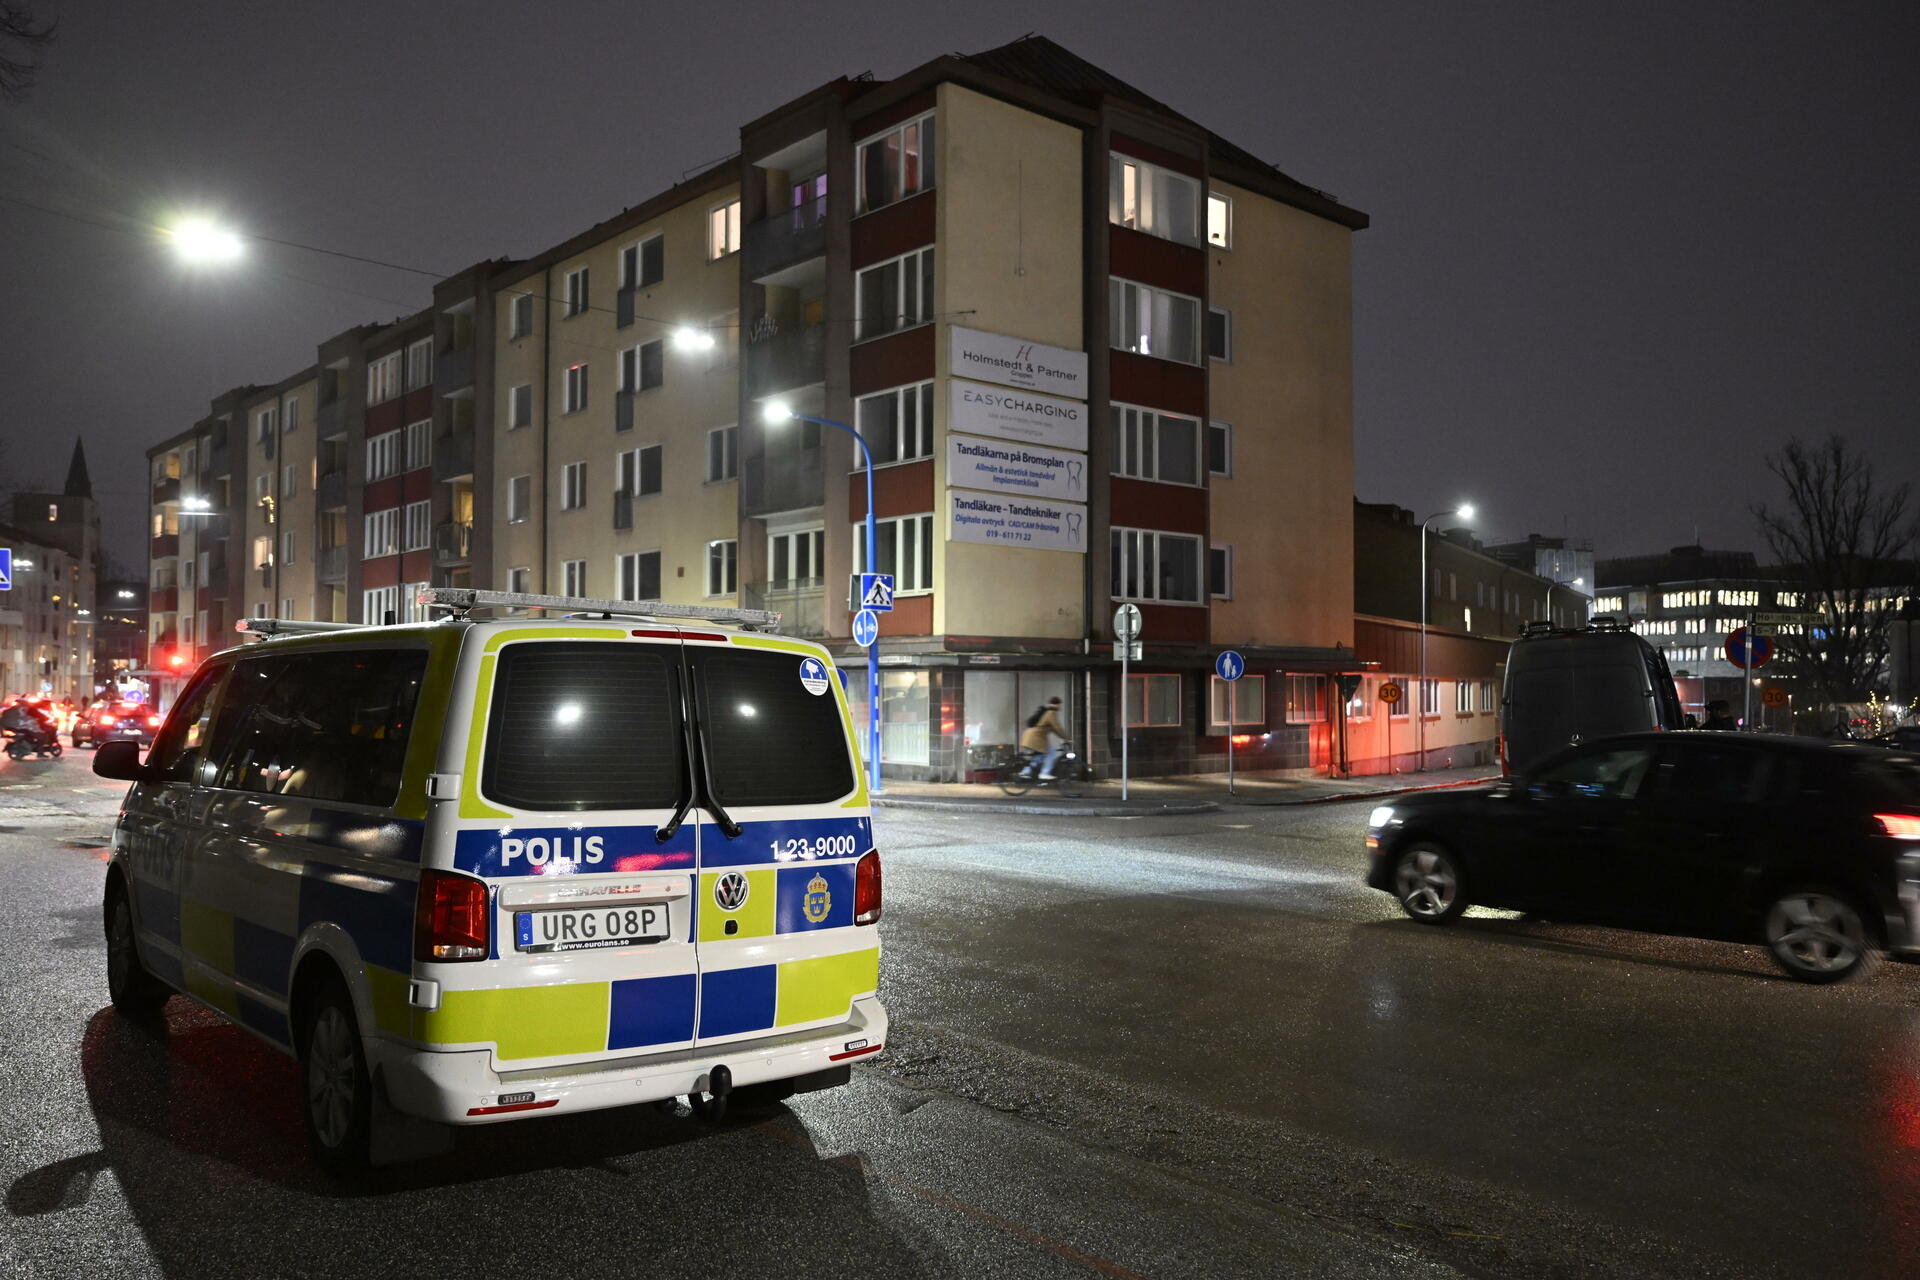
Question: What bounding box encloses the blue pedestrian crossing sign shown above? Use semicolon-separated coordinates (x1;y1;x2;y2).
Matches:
1215;650;1246;681
852;608;880;647
0;548;11;591
858;572;895;612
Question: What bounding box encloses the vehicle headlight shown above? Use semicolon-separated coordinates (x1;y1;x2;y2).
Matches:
1368;805;1396;830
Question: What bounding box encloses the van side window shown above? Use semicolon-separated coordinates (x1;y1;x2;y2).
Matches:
482;643;686;811
695;650;856;807
146;666;231;784
214;650;426;806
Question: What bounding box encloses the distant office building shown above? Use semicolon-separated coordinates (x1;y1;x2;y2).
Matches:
1484;533;1595;605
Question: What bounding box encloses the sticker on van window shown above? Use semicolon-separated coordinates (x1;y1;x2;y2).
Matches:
798;657;830;696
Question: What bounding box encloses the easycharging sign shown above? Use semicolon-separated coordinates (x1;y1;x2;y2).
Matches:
947;435;1087;502
947;380;1089;452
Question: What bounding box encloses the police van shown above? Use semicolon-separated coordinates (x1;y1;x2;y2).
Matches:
94;587;885;1170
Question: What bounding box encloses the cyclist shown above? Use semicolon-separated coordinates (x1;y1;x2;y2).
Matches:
1019;696;1069;780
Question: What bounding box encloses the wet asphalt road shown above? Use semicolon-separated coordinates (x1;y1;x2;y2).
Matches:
2;751;1916;1279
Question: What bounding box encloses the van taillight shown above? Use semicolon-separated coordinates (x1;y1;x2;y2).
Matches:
854;850;882;925
1874;814;1920;840
415;869;490;961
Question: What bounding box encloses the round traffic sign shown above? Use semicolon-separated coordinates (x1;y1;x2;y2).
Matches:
1725;628;1774;670
1112;602;1143;642
1762;685;1788;708
1214;650;1246;681
852;608;880;648
1379;681;1403;704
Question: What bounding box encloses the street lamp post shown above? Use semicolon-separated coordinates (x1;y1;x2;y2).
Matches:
1418;504;1475;770
764;403;883;797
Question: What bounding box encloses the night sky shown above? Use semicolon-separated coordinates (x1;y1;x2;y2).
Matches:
3;1;1916;574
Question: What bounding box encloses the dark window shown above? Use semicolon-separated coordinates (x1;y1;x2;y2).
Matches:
147;664;231;784
1206;307;1232;361
1853;754;1920;806
639;236;663;288
1532;746;1653;800
483;643;685;810
211;650;426;806
695;651;855;807
1651;743;1768;804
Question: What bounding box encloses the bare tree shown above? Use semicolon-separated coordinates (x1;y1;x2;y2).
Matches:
1753;435;1920;702
0;1;55;104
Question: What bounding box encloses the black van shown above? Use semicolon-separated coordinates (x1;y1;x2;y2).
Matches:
1499;618;1685;773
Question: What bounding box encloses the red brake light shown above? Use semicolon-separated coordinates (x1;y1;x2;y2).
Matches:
854;850;882;925
415;869;490;961
147;715;161;727
1875;814;1920;840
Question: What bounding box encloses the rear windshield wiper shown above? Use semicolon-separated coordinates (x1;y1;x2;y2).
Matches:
695;747;743;840
655;791;694;844
657;659;703;843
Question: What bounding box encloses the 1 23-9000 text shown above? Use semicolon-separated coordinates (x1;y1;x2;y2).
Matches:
771;834;860;862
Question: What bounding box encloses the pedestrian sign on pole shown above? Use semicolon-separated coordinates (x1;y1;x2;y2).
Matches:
1216;650;1246;794
0;548;11;591
856;573;895;612
852;608;880;648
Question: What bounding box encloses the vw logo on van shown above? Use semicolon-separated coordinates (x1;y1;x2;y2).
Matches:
713;871;750;912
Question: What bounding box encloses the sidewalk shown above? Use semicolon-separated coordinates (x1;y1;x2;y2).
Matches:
872;763;1498;817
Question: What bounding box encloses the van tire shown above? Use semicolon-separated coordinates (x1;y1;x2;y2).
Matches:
299;978;373;1174
104;881;168;1022
1763;885;1880;984
1392;842;1469;924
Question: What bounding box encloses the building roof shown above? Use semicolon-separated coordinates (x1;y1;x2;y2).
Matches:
63;438;91;498
1596;545;1772;588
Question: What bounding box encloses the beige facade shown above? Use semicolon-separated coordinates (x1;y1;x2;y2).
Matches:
239;375;320;622
1208;178;1356;652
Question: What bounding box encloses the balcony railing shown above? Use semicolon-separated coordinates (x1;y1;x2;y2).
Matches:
434;343;475;393
317;546;347;581
743;193;829;282
743;579;826;637
258;564;274;589
317;397;348;439
741;445;825;518
434;521;473;561
744;320;827;395
152;475;181;505
151;533;179;559
433;431;475;482
317;469;348;510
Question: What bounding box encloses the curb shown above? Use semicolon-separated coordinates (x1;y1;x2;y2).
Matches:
874;797;1220;818
1282;775;1499;805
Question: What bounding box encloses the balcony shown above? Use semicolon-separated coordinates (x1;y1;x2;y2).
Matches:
317;469;348;510
150;587;178;613
152;475;181;505
317;546;347;581
151;533;179;559
744;194;829;283
741;446;825;518
434;343;475;393
745;320;827;395
743;579;826;638
434;521;473;561
208;439;231;476
433;431;475;482
317;397;348;439
614;489;633;532
207;540;228;579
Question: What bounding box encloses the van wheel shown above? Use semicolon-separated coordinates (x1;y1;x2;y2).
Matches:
104;883;167;1021
300;979;373;1173
1393;842;1468;924
1764;886;1879;984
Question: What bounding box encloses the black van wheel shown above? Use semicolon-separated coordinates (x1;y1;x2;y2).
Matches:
1393;842;1469;924
1763;886;1879;984
104;882;168;1021
299;979;373;1173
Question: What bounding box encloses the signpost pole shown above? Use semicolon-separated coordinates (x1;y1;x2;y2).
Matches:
1226;690;1235;797
1743;613;1754;733
1121;644;1130;801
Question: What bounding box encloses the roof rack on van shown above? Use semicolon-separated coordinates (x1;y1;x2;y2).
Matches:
235;618;367;638
417;587;783;631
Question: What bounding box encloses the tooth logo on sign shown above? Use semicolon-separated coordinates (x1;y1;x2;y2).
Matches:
798;658;829;696
714;872;750;912
803;873;832;924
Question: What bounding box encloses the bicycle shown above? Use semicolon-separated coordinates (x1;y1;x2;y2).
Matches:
994;745;1090;797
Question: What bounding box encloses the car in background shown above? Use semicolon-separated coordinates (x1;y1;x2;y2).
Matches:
1870;726;1920;751
1498;618;1685;774
72;701;162;750
1366;732;1920;983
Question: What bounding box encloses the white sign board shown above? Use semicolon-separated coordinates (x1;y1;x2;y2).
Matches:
949;326;1089;400
949;491;1089;554
947;434;1088;503
948;380;1089;453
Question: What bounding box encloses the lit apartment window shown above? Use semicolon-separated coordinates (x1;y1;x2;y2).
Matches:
509;293;533;339
402;500;430;551
562;559;587;596
1207;421;1232;476
855;382;934;464
1209;545;1232;599
1481;680;1497;713
255;407;276;441
367;430;401;481
564;364;589;413
707;199;742;259
1109;278;1200;364
362;508;399;558
1126;674;1182;727
1207;193;1232;248
508;383;532;429
706;539;738;596
404;419;432;471
852;513;934;593
706;426;738;482
1111;527;1203;603
1108;153;1201;246
617;445;662;498
252;535;274;570
620;341;664;393
363;586;399;624
621;235;664;289
857;112;935;213
507;475;531;524
562;462;587;510
617;550;661;601
1286;675;1328;724
1210;674;1265;728
1110;404;1201;485
367;352;401;405
404;337;433;390
284;396;299;433
255;473;270;502
564;267;589;317
1455;681;1475;714
1206;307;1232;362
856;247;934;341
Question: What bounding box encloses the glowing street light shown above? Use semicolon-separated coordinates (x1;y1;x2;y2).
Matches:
166;216;245;265
672;325;716;353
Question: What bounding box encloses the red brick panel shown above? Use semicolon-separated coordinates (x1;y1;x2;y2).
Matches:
1137;602;1208;644
850;324;935;396
878;593;932;637
402;469;434;502
150;587;178;613
849;460;934;522
1109;351;1206;417
361;557;399;590
1110;476;1207;536
363;478;402;512
402;551;433;583
403;387;433;422
366;398;405;437
851;189;935;270
1109;226;1205;298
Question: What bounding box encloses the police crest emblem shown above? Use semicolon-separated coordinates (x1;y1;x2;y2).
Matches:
803;873;832;924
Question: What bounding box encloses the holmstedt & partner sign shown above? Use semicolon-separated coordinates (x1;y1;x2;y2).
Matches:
948;491;1088;554
948;326;1088;400
947;435;1086;502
